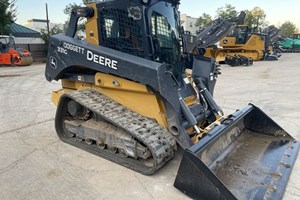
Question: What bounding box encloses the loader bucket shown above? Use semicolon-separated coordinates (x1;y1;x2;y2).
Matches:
174;104;299;200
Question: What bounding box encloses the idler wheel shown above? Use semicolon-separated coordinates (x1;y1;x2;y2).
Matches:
96;140;106;149
85;138;94;145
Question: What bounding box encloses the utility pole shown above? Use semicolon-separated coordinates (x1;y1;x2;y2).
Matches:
46;3;50;34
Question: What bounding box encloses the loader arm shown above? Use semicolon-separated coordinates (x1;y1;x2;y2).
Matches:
194;11;246;49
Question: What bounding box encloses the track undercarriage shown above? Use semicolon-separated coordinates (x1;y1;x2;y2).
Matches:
55;90;177;175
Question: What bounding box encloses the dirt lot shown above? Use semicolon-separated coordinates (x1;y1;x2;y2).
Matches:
0;53;299;200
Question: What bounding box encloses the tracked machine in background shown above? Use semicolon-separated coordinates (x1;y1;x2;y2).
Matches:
262;25;284;56
200;24;283;66
280;33;300;52
218;24;281;63
223;25;283;66
184;12;254;67
0;35;33;66
45;1;299;199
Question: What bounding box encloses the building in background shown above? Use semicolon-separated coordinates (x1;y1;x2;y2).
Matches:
22;19;63;32
9;23;42;44
8;23;46;62
180;13;197;34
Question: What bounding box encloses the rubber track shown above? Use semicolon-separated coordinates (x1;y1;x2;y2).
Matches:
65;90;177;174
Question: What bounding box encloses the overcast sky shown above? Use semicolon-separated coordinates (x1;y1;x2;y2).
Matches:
16;0;300;30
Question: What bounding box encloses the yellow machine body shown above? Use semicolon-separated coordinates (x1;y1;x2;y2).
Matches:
219;34;265;61
204;34;265;61
52;72;170;128
203;25;272;62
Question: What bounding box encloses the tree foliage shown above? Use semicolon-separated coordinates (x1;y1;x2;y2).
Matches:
195;13;212;28
40;25;64;53
244;7;267;29
0;0;17;35
216;4;238;19
63;0;90;32
280;21;297;37
64;0;90;15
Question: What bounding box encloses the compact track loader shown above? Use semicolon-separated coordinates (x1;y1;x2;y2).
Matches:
0;35;33;66
45;1;299;199
184;13;254;67
217;25;281;63
262;25;284;56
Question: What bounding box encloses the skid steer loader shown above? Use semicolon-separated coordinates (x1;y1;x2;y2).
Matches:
45;0;299;199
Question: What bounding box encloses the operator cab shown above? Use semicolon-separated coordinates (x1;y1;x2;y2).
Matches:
0;36;10;52
96;0;183;78
293;33;300;39
228;25;249;44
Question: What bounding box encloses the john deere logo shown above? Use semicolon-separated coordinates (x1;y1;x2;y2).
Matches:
50;56;57;69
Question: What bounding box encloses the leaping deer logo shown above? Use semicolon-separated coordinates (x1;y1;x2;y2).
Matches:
50;57;57;69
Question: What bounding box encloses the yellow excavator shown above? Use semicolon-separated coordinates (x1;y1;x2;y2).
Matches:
45;1;299;199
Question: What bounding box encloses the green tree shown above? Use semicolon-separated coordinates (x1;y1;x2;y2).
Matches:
195;13;212;28
0;0;17;34
244;10;255;27
216;4;238;19
40;25;64;53
244;7;267;29
63;0;90;32
63;0;90;15
280;21;297;37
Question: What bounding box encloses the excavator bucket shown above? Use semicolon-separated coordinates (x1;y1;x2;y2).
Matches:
174;104;299;200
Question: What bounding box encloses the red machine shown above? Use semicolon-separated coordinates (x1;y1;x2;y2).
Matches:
0;35;33;66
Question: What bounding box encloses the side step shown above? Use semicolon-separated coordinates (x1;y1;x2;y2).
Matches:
174;104;299;200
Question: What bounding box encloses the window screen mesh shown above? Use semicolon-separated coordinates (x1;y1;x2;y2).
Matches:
99;8;144;57
151;12;173;48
